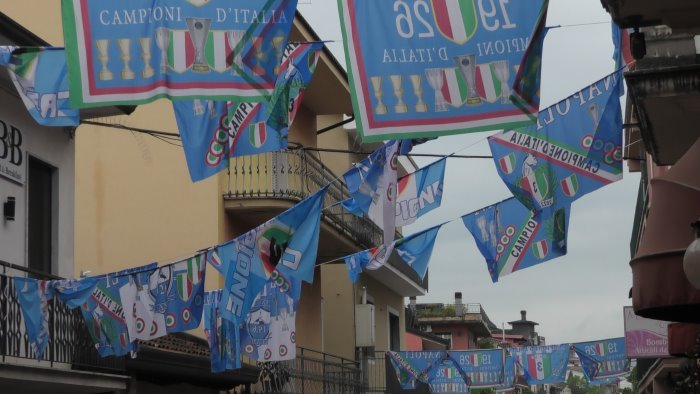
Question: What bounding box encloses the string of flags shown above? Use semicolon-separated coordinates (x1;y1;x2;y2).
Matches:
4;0;635;374
388;337;630;392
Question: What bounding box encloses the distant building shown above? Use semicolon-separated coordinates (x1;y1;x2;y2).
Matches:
409;292;495;350
490;310;545;346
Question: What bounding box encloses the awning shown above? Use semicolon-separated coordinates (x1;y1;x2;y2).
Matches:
631;137;700;322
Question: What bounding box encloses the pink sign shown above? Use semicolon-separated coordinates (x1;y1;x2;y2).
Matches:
623;306;670;358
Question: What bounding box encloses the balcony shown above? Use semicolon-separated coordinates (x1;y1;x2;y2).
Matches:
413;303;493;338
601;0;700;34
0;262;128;393
224;149;428;295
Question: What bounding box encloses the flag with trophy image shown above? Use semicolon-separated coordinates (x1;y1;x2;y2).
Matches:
338;0;546;142
511;344;569;385
489;69;624;212
174;42;323;182
510;0;549;117
203;289;241;372
462;197;570;282
450;349;505;388
573;338;630;381
0;47;79;126
61;0;298;107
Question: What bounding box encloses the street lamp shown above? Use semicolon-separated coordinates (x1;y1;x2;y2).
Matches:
683;220;700;289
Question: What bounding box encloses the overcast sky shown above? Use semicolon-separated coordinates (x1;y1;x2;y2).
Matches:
298;0;640;345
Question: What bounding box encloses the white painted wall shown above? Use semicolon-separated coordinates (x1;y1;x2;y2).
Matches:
0;78;75;278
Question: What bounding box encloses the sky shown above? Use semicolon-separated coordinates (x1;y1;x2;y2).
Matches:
298;0;640;345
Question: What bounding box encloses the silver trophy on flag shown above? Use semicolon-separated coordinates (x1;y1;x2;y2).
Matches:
425;68;448;112
155;27;169;74
226;29;245;75
492;60;511;104
186;17;211;73
453;54;481;105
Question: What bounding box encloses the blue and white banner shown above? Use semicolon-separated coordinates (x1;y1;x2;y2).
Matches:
488;70;624;212
219;186;327;324
342;140;399;246
449;349;506;389
387;351;444;389
337;0;547;141
14;278;53;359
496;354;517;392
175;43;323;182
61;0;298;107
511;344;569;385
462;197;569;282
344;224;441;283
240;278;299;362
80;263;157;357
204;289;241;372
0;47;79;126
573;338;630;382
426;354;471;394
120;255;206;341
397;158;446;226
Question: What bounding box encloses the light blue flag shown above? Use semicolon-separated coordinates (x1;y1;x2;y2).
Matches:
80;263;157;357
343;140;400;246
387;351;444;389
0;45;17;64
1;48;79;127
239;275;300;362
61;0;299;107
341;156;445;227
510;1;549;118
342;139;400;216
573;338;630;382
462;198;569;282
496;354;517;392
489;70;624;212
343;224;440;283
219;186;327;324
174;43;323;182
344;244;393;283
448;349;506;389
511;344;569;385
204;290;241;372
174;99;229;182
14;277;53;359
14;276;99;359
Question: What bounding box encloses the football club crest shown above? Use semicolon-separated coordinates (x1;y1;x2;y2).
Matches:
431;0;479;44
249;122;267;148
520;168;552;208
441;67;469;107
499;153;516;175
560;174;580;197
167;30;196;73
257;223;293;277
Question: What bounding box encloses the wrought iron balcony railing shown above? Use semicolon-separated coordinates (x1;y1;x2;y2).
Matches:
257;346;365;393
225;149;388;250
0;260;126;373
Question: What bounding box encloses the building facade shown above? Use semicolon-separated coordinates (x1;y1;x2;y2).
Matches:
2;4;426;393
601;1;700;392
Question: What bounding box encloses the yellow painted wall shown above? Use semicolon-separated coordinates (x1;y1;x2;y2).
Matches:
357;274;406;352
317;114;354;177
320;264;355;360
295;267;323;352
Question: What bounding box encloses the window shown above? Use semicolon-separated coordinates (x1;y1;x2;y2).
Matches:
389;311;400;351
27;157;55;276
